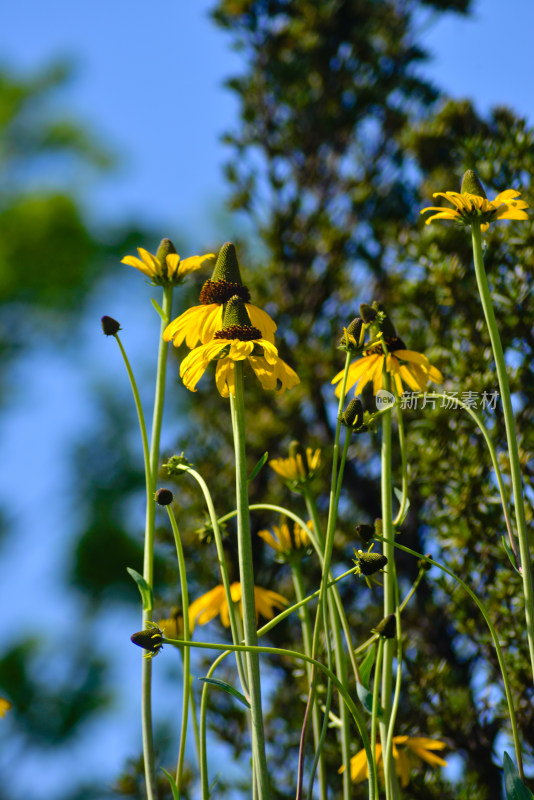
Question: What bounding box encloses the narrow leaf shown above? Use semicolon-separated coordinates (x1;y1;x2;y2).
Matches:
127;567;153;612
501;537;521;575
393;487;410;525
359;645;376;689
503;752;534;800
151;297;167;322
198;676;251;709
161;768;181;800
248;452;269;484
356;681;382;718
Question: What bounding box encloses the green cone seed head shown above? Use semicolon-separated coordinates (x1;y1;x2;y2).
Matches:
156;238;177;265
374;613;396;639
359;303;378;323
356;523;375;543
461;169;487;199
341;398;364;429
211;242;243;283
356;551;388;576
222;295;253;329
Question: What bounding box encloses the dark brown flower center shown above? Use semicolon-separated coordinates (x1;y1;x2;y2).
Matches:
364;336;406;356
214;324;261;341
199;280;251;305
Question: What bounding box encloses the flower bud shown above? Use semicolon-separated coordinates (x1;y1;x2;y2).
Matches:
355;551;388;576
155;488;174;506
341;398;363;430
356;523;375;544
373;613;396;639
461;169;487;199
374;518;383;537
101;316;121;336
131;623;164;656
359;303;378;323
371;302;397;339
339;317;364;350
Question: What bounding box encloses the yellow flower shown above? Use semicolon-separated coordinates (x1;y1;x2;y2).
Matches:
164;284;277;348
258;519;311;557
421;189;528;232
179;297;299;397
188;583;289;632
332;340;443;398
164;241;277;347
0;697;12;717
340;735;447;787
269;448;321;484
121;243;214;286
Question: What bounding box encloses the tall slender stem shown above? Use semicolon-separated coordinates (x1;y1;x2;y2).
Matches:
230;362;270;799
291;564;328;800
471;223;534;680
166;505;191;790
143;285;173;800
379;374;397;800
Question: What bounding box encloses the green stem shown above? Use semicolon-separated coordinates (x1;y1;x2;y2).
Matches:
393;403;408;526
229;363;270;799
471;223;534;679
377;535;524;779
291;564;328;800
371;639;384;756
379;374;396;800
173;464;248;694
166;505;191;791
166;637;378;800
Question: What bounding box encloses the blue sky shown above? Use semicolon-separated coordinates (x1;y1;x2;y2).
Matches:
1;0;533;237
1;0;534;796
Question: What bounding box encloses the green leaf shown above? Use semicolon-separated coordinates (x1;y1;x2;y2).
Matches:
356;681;382;718
198;676;251;709
161;768;181;800
501;536;521;575
126;567;153;612
393;487;410;525
151;297;167;322
503;752;534;800
359;645;376;689
248;452;269;484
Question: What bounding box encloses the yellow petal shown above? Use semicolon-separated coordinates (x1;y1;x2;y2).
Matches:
247;304;277;343
394;349;430;368
121;255;154;277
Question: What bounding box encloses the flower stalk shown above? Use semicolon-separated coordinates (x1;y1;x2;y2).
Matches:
471;222;534;682
230;361;271;799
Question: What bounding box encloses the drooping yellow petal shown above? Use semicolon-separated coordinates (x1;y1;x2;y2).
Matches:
215;358;235;397
394;349;430;368
175;253;215;277
247;304;277;343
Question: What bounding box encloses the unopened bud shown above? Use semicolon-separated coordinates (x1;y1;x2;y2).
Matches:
374;519;383;537
356;524;375;544
374;614;396;639
355;551;388;576
359;303;377;323
101;316;121;336
339;317;364;350
131;624;163;655
155;488;174;506
341;398;364;429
